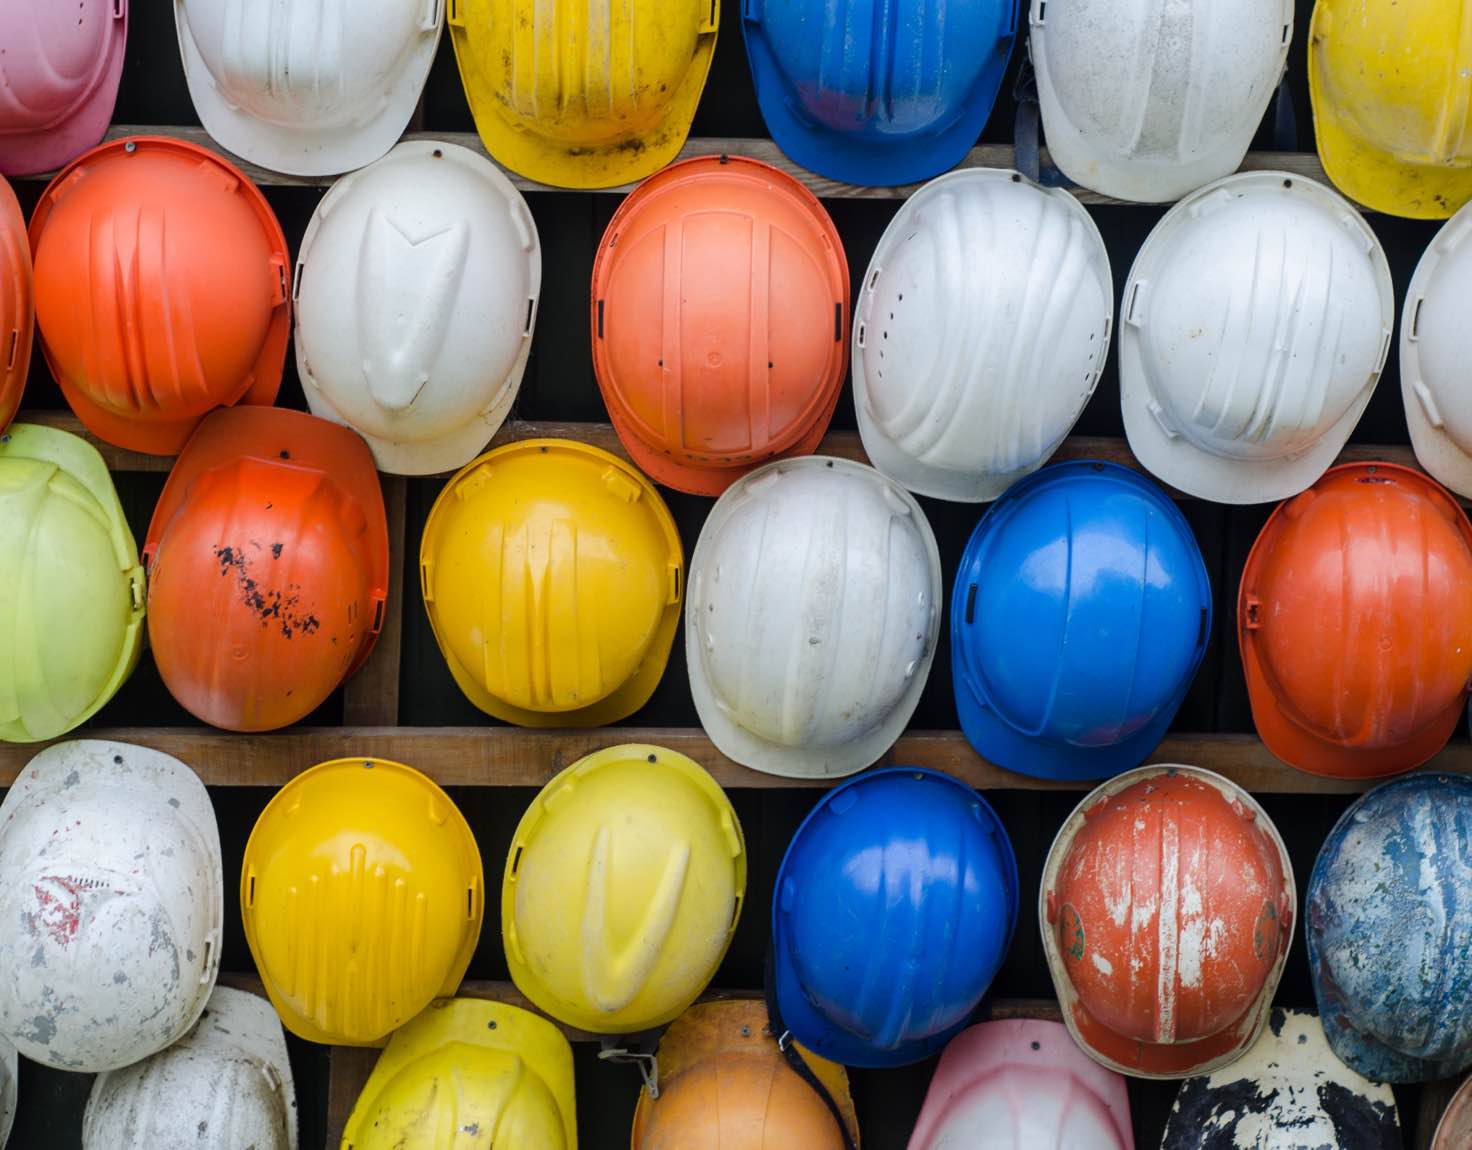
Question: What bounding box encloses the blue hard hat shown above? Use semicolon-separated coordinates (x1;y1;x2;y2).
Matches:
950;461;1211;782
1307;773;1472;1084
741;0;1018;188
770;767;1019;1068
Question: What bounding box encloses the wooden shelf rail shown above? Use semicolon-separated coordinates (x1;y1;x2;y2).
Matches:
10;125;1337;207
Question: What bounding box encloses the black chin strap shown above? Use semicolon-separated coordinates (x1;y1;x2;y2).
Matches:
764;950;859;1150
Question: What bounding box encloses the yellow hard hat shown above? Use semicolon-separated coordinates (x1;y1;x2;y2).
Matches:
447;0;718;189
1310;0;1472;218
503;744;745;1034
420;439;683;728
340;998;576;1150
241;758;484;1046
632;1001;860;1149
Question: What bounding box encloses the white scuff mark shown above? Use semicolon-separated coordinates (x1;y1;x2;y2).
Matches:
1091;952;1114;977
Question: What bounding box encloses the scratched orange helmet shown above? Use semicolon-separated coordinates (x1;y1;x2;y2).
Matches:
29;136;289;455
144;407;389;732
1040;765;1295;1080
591;156;849;496
1240;463;1472;779
0;178;31;435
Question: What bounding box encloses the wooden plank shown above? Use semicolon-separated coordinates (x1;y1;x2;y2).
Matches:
341;475;407;727
14;124;1333;205
3;726;1467;793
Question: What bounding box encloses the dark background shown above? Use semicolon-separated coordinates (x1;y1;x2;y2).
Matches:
2;3;1449;1147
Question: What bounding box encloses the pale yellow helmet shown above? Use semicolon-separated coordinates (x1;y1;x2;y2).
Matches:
1310;0;1472;218
447;0;718;188
503;744;746;1034
340;998;575;1150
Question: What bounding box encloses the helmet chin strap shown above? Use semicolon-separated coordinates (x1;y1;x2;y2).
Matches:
763;950;860;1150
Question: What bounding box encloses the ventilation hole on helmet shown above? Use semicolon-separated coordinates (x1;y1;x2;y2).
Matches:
1030;1041;1041;1051
467;886;475;919
834;302;842;342
825;460;834;468
246;875;256;908
868;269;880;291
112;0;123;15
113;754;123;765
856;323;866;349
1281;22;1290;43
124;140;136;154
647;753;657;763
487;1019;498;1030
1010;172;1021;183
511;846;524;876
448;0;458;19
1410;296;1424;340
371;598;385;634
2;330;14;371
1282;178;1293;189
719;153;730;165
1246;602;1259;626
432;148;443;159
898;293;904;301
1037;0;1046;20
1196;608;1208;647
201;936;212;972
596;299;605;338
524;297;535;335
964;583;978;624
709;0;717;26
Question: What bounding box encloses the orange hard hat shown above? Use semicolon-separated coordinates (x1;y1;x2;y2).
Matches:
630;1001;859;1150
29;136;289;455
0;176;31;435
1239;462;1472;779
591;156;849;496
143;407;389;732
1041;765;1295;1080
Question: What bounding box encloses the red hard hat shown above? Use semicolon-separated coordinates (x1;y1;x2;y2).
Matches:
144;408;389;732
1042;765;1295;1080
0;176;32;434
1240;462;1472;778
591;156;849;496
29;137;289;455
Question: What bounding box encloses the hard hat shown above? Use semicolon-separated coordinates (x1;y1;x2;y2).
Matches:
175;0;442;177
1435;1071;1472;1150
1402;201;1472;497
1162;1008;1399;1150
1309;0;1472;219
0;1036;13;1149
743;0;1017;187
0;0;126;176
296;140;541;476
1029;0;1292;202
0;740;223;1072
631;1001;859;1150
592;156;849;496
504;745;744;1034
242;757;483;1046
1120;172;1394;504
421;440;683;727
1239;463;1472;779
906;1020;1134;1150
0;177;32;435
687;457;941;778
952;461;1211;782
82;986;298;1150
1041;765;1295;1080
341;998;575;1150
1307;774;1472;1084
29;136;290;456
853;169;1112;501
143;407;389;733
0;423;144;743
772;768;1019;1068
448;0;717;188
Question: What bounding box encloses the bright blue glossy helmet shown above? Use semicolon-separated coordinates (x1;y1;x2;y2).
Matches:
950;461;1211;782
770;767;1018;1068
742;0;1019;188
1307;774;1472;1085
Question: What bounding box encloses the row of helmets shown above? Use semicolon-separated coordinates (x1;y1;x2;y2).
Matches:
12;130;1472;511
3;741;1469;1147
5;0;1472;216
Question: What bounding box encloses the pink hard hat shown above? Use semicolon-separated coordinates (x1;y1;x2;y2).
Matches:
908;1020;1134;1150
0;0;127;176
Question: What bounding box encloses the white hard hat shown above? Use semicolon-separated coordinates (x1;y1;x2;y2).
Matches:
174;0;443;177
1403;201;1472;498
83;986;298;1150
687;457;942;779
0;740;223;1073
1120;171;1393;504
1029;0;1293;202
854;168;1113;502
0;1036;14;1149
295;139;542;476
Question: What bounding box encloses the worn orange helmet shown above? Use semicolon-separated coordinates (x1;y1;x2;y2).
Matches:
1041;765;1295;1080
144;408;388;731
29;136;289;455
592;156;849;496
1240;462;1472;779
0;177;31;435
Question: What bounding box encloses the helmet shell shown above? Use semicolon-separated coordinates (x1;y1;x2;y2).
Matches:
772;768;1019;1068
0;177;32;435
952;461;1210;781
